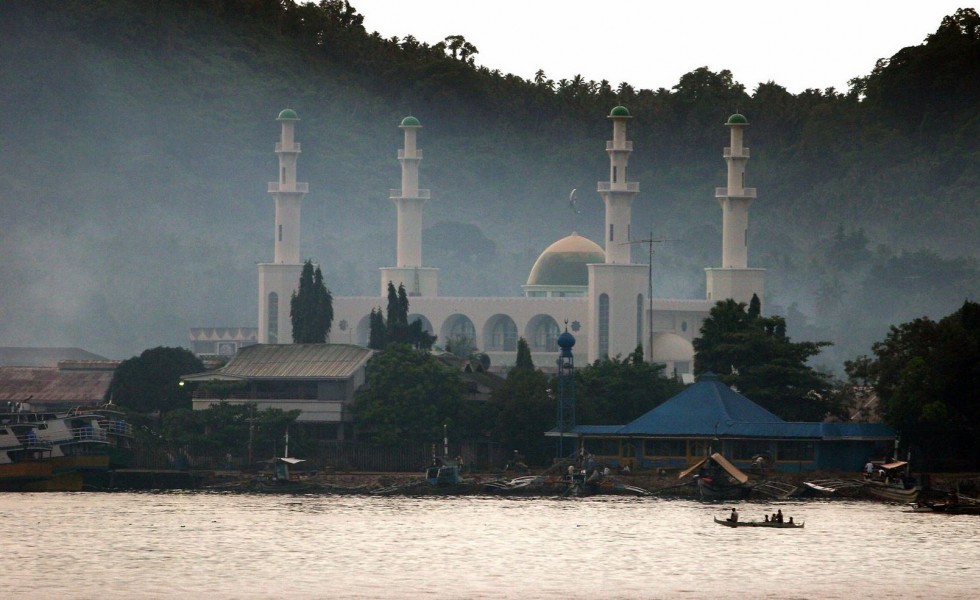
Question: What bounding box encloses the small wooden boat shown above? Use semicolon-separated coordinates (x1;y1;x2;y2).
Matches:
714;516;804;529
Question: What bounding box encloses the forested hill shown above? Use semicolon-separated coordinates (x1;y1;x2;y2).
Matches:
1;1;978;371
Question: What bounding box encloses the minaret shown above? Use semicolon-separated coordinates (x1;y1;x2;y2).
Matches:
380;116;438;297
587;106;648;363
599;105;639;264
258;109;308;344
705;113;765;307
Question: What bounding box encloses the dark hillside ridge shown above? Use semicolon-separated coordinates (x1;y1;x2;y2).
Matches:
0;1;977;369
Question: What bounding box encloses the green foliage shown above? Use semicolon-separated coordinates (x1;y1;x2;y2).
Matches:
846;301;980;469
376;282;437;350
352;344;465;445
575;355;683;425
162;402;304;461
514;337;534;371
106;346;204;414
694;300;836;421
368;307;387;350
290;260;334;343
490;366;553;466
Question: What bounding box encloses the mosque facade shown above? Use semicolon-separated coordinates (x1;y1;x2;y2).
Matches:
256;107;764;374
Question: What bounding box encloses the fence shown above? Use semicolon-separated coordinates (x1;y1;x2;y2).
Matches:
126;439;508;473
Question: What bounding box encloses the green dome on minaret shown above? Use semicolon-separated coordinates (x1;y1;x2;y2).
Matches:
609;106;631;117
277;108;299;120
726;113;748;124
400;116;421;127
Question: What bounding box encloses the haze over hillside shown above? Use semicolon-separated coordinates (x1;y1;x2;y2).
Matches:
1;1;977;374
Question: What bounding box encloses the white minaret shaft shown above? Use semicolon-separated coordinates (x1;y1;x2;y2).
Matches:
392;118;429;268
717;115;755;269
598;107;639;264
270;112;307;264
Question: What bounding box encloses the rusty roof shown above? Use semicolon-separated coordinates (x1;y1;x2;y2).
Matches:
0;366;113;403
183;344;375;381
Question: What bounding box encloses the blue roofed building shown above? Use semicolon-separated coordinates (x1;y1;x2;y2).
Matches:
550;372;895;473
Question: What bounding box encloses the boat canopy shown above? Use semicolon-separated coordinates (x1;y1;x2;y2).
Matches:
712;452;750;484
678;457;708;479
880;461;907;471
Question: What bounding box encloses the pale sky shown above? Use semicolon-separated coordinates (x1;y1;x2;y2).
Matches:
354;1;969;94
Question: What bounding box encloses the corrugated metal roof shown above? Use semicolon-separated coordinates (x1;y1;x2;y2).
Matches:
0;366;113;402
0;347;108;367
184;344;375;380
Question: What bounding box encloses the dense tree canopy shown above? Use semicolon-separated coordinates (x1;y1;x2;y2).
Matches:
693;298;838;421
370;282;437;351
105;346;204;414
352;343;464;445
845;301;980;470
575;347;683;425
162;402;304;463
290;260;333;343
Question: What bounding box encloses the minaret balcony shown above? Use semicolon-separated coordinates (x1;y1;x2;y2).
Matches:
398;149;424;159
268;182;309;193
723;147;750;158
390;189;431;200
598;181;640;193
275;142;301;153
605;141;634;151
715;187;756;198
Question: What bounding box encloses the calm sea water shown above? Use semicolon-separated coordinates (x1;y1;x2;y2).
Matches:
2;492;978;599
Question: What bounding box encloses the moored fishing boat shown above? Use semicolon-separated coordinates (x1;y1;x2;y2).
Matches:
681;453;751;501
863;460;920;502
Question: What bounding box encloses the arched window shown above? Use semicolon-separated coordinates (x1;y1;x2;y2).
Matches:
598;293;609;358
268;292;279;344
485;315;518;351
528;316;560;352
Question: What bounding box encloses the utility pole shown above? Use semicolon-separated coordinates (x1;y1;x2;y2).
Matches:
623;232;674;362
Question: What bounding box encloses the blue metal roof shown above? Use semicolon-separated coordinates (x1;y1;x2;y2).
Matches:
617;372;784;436
567;373;896;441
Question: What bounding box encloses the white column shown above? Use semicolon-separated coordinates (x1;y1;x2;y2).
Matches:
598;106;639;265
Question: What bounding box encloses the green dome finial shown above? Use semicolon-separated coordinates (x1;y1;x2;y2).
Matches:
400;116;421;127
726;113;748;125
609;106;631;118
277;108;299;120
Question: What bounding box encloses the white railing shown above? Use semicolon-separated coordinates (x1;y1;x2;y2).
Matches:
723;147;750;158
389;189;431;200
597;181;640;192
605;141;634;151
397;149;423;159
274;142;301;153
715;187;757;198
70;427;109;443
267;182;309;193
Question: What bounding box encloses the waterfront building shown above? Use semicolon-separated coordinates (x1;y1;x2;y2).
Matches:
182;344;374;440
557;372;896;473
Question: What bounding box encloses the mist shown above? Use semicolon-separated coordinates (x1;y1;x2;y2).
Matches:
1;2;977;373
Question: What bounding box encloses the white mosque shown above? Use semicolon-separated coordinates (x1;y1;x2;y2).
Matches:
256;107;764;374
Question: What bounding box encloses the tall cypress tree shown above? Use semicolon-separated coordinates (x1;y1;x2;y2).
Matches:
290;259;333;343
514;337;535;371
368;307;387;350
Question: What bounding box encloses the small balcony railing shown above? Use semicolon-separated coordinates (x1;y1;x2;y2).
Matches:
397;149;423;159
715;187;757;198
275;142;301;153
723;147;750;158
267;182;309;193
605;141;634;151
597;181;640;192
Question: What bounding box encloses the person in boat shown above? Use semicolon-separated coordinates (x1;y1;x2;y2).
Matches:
788;517;794;525
776;509;783;523
728;508;739;523
764;515;769;522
